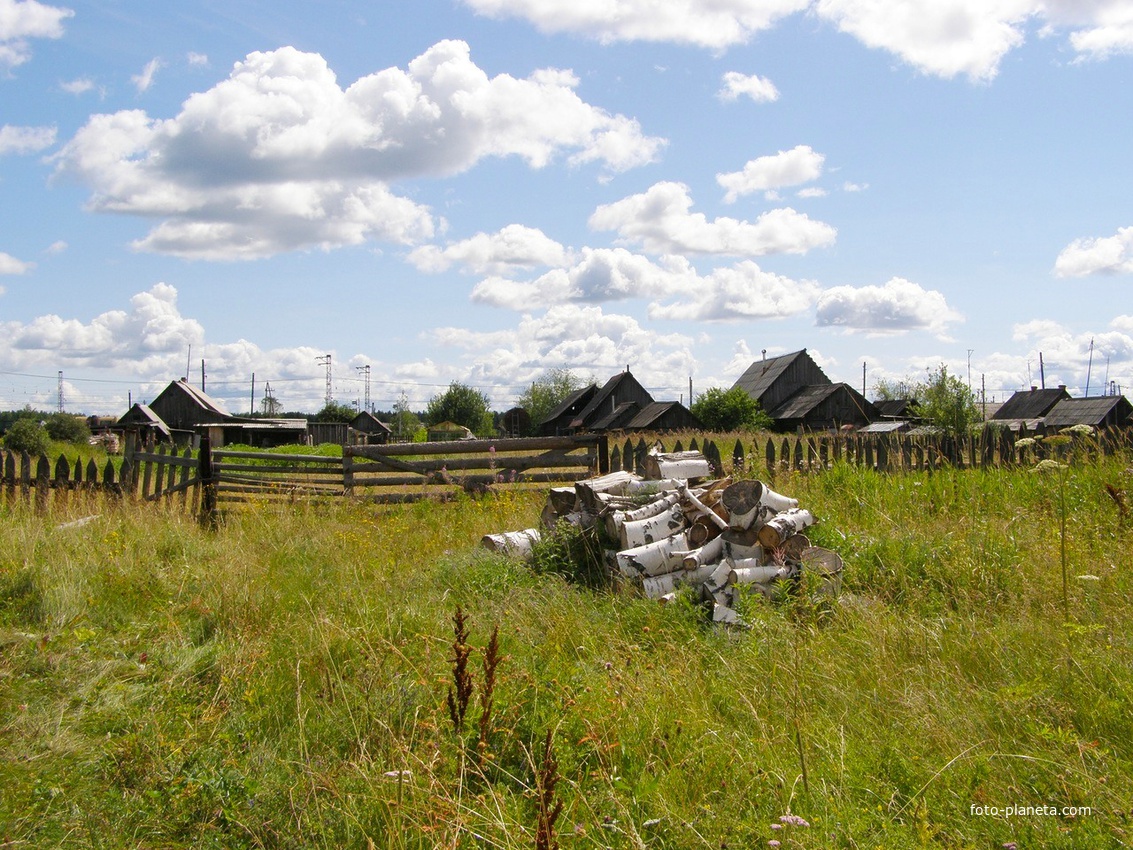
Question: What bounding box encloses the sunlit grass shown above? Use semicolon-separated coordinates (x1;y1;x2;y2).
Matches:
2;453;1131;848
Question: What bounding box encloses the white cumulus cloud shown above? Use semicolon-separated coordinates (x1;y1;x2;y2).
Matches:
460;0;810;50
718;71;779;102
0;252;34;273
0;123;56;154
52;42;664;261
407;224;571;274
648;261;821;322
718;145;825;202
589;181;836;256
815;276;962;337
1054;226;1133;277
0;0;72;70
131;57;163;93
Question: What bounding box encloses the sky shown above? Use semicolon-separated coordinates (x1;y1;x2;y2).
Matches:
1;0;1132;417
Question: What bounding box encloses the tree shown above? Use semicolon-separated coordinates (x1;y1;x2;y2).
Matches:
391;392;424;441
911;364;981;436
312;401;357;423
872;377;918;401
3;418;51;455
515;368;590;435
45;412;91;445
691;386;772;432
425;382;493;435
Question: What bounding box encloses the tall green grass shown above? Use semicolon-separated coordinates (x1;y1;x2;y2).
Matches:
1;456;1131;848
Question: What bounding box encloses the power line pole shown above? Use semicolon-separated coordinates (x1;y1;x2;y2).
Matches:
316;354;333;407
57;371;64;413
357;364;371;413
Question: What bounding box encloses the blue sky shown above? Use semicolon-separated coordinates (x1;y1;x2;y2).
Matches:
1;0;1131;416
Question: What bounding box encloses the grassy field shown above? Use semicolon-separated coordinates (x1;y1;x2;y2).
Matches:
1;451;1131;849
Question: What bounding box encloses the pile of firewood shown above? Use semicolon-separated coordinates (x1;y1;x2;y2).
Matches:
481;449;842;623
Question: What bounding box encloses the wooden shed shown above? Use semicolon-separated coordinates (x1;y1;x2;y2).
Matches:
624;401;702;433
1042;395;1132;430
570;370;655;432
766;383;879;432
351;411;392;445
148;379;231;431
537;384;598;436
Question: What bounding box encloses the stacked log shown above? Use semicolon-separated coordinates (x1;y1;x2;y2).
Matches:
483;447;841;623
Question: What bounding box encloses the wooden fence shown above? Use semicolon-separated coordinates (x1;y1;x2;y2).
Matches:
4;426;1129;518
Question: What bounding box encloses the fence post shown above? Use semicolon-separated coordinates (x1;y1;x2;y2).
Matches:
199;435;217;528
35;454;50;514
597;435;610;475
343;445;355;496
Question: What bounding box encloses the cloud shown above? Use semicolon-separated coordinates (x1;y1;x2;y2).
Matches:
459;0;810;50
0;0;72;70
407;224;571;274
53;42;664;261
648;261;821;321
815;276;963;336
430;303;698;401
718;71;779;102
0;124;56;154
131;57;163;93
589;181;836;256
45;240;66;254
1053;226;1133;277
470;247;691;309
717;145;825;202
0;251;34;274
1043;0;1133;60
187;52;208;66
60;77;95;95
1011;315;1133;391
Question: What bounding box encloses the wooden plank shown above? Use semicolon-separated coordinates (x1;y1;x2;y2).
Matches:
348;435;601;459
214;462;344;475
213;450;343;464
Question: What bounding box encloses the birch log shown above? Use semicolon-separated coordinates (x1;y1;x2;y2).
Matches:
727;559;786;585
619;503;686;549
480;528;541;557
604;490;684;540
616;531;691;577
721;480;800;529
682;536;724;570
645;450;712;481
756;509;816;549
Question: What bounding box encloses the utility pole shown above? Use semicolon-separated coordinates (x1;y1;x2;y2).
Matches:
201;359;206;393
357;364;371;413
862;361;866;397
1085;338;1094;397
966;349;973;391
1039;351;1045;389
57;371;64;413
316;354;332;407
250;373;255;416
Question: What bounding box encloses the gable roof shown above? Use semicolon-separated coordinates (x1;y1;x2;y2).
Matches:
767;384;842;420
570;370;653;430
1042;395;1132;429
351;411;391;433
625;401;701;431
733;350;813;400
117;402;172;438
540;384;597;426
991;387;1070;421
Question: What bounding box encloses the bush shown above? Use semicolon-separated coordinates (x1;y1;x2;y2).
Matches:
691;386;772;432
45;413;91;445
3;418;51;455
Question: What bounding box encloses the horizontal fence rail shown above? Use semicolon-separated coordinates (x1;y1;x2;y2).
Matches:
4;425;1129;518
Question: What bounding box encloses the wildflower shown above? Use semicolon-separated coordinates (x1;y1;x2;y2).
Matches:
779;814;810;827
768;842;780;848
1002;843;1017;850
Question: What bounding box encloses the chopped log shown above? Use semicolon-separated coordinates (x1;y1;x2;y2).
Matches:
727;559;786;585
575;470;642;513
480;528;541;557
644;450;711;481
756;508;816;550
721;480;799;529
678;483;729;531
800;546;844;595
619;503;686;549
642;565;714;599
604;490;684;540
686;515;724;548
682;536;724;570
547;486;578;516
719;528;763;562
616;531;690;577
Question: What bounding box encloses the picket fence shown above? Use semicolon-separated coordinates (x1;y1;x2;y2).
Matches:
3;425;1129;519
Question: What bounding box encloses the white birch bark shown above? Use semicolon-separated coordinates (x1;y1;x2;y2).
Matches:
616;531;691;577
756;508;816;549
619;502;687;549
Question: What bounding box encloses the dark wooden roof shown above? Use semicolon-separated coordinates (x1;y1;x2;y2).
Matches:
1043;396;1132;429
625;401;702;431
570;370;654;430
767;384;841;420
117;403;172;438
588;401;641;431
539;384;597;427
991;387;1070;421
732;349;831;414
766;383;878;429
875;398;915;418
351;411;392;434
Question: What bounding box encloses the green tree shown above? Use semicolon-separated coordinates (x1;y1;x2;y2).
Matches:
425;382;493;435
312;401;357;423
515;368;590;435
45;413;91;445
872;377;918;401
391;392;424;441
691;386;772;432
911;364;981;436
3;418;51;455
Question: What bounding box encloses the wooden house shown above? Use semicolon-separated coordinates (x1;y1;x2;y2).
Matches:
990;386;1070;431
766;383;879;432
117;403;174;442
1042;395;1132;431
570;370;655;432
148;378;231;432
537;384;598;436
499;407;531;438
351;411;392;445
625;401;702;433
732;350;831;415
